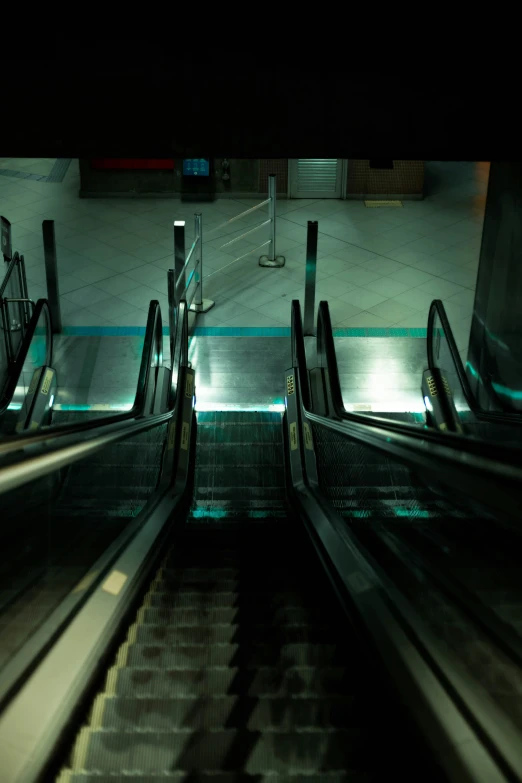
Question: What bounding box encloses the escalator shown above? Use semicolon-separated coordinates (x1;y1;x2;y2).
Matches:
422;299;522;443
2;301;522;780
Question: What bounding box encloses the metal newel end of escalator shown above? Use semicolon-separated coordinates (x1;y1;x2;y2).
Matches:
42;220;62;333
422;368;463;433
304;221;319;337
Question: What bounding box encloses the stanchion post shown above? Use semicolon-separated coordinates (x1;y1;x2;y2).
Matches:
174;221;186;298
168;267;177;367
304;221;318;336
259;174;285;268
42;220;62;333
190;212;214;314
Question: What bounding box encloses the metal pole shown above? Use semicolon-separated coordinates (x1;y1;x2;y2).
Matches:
189;212;214;314
259;174;285;268
1;216;12;263
168;268;177;369
42;220;62;333
304;221;318;336
174;221;186;297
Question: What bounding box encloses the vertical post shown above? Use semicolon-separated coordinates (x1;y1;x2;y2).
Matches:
1;216;12;263
174;220;186;299
259;175;285;268
304;221;318;336
168;268;177;368
42;220;62;333
189;212;214;314
194;212;203;308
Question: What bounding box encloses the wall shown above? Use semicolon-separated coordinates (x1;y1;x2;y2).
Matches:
468;161;522;412
346;161;424;199
79;159;288;198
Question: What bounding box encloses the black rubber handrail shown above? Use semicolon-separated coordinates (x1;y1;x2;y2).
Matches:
427;298;522;425
0;298;52;417
0;297;167;451
291;299;522;518
0;301;189;496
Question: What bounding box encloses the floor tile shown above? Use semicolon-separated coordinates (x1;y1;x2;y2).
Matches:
367;299;418;324
127;242;173;263
105;234;151;252
124;264;167;285
223;311;285;328
62;309;113;327
416;278;466;298
87;296;139;320
334;266;383;287
332;245;379;265
443;288;476;312
94;275;141;296
387;267;437;289
440;266;478;289
393;312;429;328
63;285;113;307
390;288;436;312
110;308;148;327
338;287;387;310
338;312;392;328
209;298;252;323
402;236;451;256
100;253;145;273
326;298;363;325
314;276;358;297
362;258;406;276
74;263;116;284
229;286;277;310
362;277;413;297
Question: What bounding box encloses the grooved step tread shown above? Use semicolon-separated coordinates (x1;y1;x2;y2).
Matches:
72;728;369;773
58;773;370;782
124;643;346;668
146;592;324;609
91;695;362;731
108;666;354;698
134;625;339;645
139;606;328;626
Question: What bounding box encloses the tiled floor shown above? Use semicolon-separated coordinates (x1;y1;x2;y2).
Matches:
0;160;488;359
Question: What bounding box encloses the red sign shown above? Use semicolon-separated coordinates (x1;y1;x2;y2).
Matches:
91;159;175;170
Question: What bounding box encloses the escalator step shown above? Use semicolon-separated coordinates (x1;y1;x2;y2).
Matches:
72;727;369;773
146;592;325;610
91;695;362;731
58;773;371;783
109;666;355;698
134;624;338;646
139;606;328;627
124;643;345;668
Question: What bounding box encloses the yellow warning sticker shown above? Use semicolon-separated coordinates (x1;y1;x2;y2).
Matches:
181;421;190;450
41;368;54;395
439;422;447;431
30;420;39;430
304;421;313;451
167;420;176;451
290;421;298;451
28;371;39;395
102;570;128;596
287;375;295;396
185;374;194;399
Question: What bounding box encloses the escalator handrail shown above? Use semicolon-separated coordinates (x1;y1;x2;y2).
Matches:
427;298;522;424
0;302;189;490
0;297;170;451
313;298;522;462
291;299;522;499
0;298;52;417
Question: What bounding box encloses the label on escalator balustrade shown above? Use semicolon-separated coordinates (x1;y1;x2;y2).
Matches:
185;374;194;399
181;421;190;450
304;421;313;450
290;422;298;451
167;420;176;450
287;375;295;396
41;369;54;395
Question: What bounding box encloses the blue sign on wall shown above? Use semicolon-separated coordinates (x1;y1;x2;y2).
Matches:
183;159;210;177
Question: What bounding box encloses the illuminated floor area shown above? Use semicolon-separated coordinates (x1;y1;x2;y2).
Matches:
7;333;434;416
0;161;487;361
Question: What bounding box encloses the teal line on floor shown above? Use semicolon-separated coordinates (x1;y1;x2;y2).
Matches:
62;326;428;338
